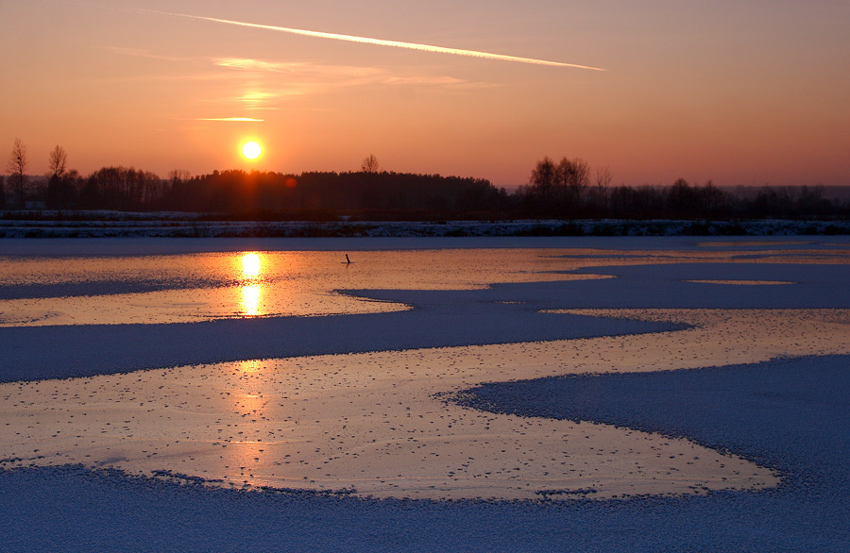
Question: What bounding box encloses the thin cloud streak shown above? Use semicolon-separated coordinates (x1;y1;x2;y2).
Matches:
214;57;480;86
143;10;606;71
213;58;491;98
214;58;384;79
196;117;265;122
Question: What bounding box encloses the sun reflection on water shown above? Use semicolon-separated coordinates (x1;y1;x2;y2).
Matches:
239;252;265;317
241;284;262;316
242;253;261;279
224;358;275;487
0;248;601;327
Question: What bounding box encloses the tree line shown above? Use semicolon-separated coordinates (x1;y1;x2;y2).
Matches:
4;141;849;220
518;156;849;220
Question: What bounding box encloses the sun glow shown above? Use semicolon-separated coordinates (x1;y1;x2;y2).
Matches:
242;141;262;160
242;252;262;278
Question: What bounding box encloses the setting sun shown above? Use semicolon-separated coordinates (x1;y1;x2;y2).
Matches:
242;141;262;160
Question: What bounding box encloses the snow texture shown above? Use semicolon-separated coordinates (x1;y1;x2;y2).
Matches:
0;236;849;552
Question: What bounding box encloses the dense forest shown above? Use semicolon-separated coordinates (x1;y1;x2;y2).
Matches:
3;147;849;221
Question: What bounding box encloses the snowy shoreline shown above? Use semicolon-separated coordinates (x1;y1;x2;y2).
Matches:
1;233;848;258
1;216;849;239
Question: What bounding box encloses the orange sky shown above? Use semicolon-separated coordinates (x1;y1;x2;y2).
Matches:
2;1;848;187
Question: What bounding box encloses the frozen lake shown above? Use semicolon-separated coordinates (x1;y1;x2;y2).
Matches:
0;236;848;551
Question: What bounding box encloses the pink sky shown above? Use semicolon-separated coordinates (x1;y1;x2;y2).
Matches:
2;0;848;187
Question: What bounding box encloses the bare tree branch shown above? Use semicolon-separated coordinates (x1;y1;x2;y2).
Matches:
6;138;28;208
361;154;380;174
48;145;67;179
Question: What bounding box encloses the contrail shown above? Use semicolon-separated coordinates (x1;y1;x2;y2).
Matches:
142;10;605;71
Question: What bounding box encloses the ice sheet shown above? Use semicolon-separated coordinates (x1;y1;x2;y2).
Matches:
1;236;849;552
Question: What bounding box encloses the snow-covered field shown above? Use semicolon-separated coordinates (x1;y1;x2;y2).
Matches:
1;236;848;551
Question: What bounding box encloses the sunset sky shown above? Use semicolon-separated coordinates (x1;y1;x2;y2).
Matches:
2;0;848;188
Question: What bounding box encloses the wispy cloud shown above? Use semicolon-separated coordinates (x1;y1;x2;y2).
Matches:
141;10;606;71
381;75;469;87
214;58;384;79
195;117;265;122
106;47;194;64
214;57;488;90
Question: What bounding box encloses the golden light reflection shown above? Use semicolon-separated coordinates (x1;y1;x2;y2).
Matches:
241;284;262;316
239;252;265;317
233;360;268;418
225;359;273;487
240;359;263;373
242;252;261;278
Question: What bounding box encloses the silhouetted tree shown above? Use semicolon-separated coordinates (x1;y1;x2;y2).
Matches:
587;166;613;216
361;154;380;174
668;178;697;217
700;180;729;219
6;138;27;208
595;166;613;189
795;186;832;219
554;157;589;216
529;157;557;206
165;170;192;210
46;146;73;209
168;169;191;185
0;175;5;209
751;188;793;218
665;178;734;219
48;145;67;179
